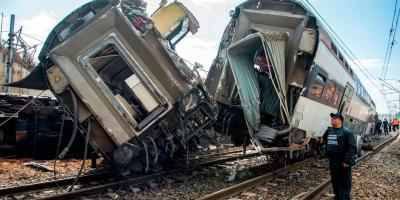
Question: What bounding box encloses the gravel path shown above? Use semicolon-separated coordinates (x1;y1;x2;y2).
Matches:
0;158;106;188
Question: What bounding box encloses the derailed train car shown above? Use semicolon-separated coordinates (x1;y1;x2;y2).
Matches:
205;0;376;160
9;0;217;172
0;93;87;158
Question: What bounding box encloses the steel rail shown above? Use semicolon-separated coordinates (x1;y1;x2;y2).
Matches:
197;157;318;200
0;148;256;198
35;151;260;200
299;133;399;200
0;170;113;197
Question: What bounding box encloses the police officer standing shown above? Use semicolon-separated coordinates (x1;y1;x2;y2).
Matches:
323;113;356;200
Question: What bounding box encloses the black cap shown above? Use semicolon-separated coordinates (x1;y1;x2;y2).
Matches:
330;113;344;121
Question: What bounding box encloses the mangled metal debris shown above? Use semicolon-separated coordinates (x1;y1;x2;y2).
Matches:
6;0;377;170
7;0;216;172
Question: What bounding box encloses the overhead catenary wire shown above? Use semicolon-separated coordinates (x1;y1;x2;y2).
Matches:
382;5;400;80
20;32;43;43
381;0;398;80
379;79;400;95
299;0;382;91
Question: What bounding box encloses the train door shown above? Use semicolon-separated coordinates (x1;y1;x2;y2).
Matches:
339;83;365;156
338;84;354;115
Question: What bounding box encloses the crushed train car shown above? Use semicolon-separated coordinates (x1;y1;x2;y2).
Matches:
8;0;217;172
0;93;89;158
205;0;376;160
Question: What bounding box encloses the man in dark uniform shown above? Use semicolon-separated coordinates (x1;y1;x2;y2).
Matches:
383;119;389;135
323;113;356;200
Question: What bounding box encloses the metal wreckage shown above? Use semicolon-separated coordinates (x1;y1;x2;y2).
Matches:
7;0;217;171
7;0;370;171
0;94;90;159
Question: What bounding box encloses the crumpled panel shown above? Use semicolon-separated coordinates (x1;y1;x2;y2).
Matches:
227;32;289;134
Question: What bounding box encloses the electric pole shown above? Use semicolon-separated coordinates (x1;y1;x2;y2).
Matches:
5;14;15;93
0;12;4;46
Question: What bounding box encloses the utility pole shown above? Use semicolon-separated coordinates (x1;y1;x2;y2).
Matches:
0;12;3;46
5;14;15;93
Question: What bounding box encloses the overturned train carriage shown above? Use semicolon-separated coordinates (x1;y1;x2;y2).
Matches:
206;0;376;158
10;0;217;171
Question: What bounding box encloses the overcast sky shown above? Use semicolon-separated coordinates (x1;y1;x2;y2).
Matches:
1;0;399;114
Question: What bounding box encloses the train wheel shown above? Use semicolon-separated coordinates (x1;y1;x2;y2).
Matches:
271;151;286;169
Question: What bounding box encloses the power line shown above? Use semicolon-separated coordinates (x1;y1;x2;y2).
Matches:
381;0;398;79
379;79;400;102
21;32;43;43
299;0;381;91
382;5;400;80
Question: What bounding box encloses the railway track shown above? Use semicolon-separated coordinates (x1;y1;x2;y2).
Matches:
0;170;114;197
298;132;399;200
3;133;395;200
197;157;320;200
196;133;398;200
0;148;259;200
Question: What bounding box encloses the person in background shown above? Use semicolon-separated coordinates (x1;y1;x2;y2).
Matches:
376;120;382;135
383;119;389;135
322;113;356;200
392;119;398;132
389;119;392;132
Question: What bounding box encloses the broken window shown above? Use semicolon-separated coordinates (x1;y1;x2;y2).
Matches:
310;73;326;98
151;2;199;47
58;9;96;40
85;43;165;129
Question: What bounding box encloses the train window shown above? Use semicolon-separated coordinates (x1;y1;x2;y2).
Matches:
363;89;366;100
338;53;344;63
345;88;351;96
84;42;166;129
344;62;349;70
310;73;326;97
332;88;341;107
331;42;338;55
324;81;336;102
357;81;361;95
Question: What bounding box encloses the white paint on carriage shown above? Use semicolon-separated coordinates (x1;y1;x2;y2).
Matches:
291;96;337;138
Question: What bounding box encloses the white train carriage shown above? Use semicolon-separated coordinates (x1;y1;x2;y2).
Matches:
205;0;376;158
